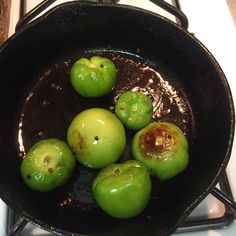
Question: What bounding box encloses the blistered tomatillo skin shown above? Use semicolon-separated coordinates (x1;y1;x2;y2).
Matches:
115;91;153;130
131;122;189;180
70;56;117;97
92;160;151;219
20;139;76;192
67;108;126;169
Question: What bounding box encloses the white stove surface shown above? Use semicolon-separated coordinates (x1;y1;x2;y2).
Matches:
2;0;236;235
177;1;236;235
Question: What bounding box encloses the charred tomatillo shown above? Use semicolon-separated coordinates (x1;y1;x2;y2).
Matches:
115;91;153;130
92;160;151;219
67;108;126;168
20;139;76;192
70;56;117;97
131;122;189;180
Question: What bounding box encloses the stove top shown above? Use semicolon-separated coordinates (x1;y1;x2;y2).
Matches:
1;0;236;235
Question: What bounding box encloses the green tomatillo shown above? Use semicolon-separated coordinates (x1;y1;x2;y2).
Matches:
131;122;189;180
70;56;117;97
67;108;126;168
115;91;153;130
92;160;151;219
20;139;76;192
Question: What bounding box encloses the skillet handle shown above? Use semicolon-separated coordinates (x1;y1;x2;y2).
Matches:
210;187;236;218
16;0;56;32
149;0;188;29
15;0;188;32
15;0;117;32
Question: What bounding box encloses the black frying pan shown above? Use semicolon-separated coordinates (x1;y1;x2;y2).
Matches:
0;1;235;235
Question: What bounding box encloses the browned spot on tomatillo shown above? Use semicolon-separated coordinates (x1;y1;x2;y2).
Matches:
43;155;52;164
139;124;177;158
72;131;86;154
114;168;120;175
48;168;54;173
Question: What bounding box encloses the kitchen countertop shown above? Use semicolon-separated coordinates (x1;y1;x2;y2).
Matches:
227;0;236;27
0;0;11;44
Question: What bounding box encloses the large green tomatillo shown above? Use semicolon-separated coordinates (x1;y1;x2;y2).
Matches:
70;56;117;97
131;122;189;180
20;139;76;192
67;108;126;168
92;160;151;219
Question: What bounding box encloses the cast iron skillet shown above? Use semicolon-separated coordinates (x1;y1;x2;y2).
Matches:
0;1;235;235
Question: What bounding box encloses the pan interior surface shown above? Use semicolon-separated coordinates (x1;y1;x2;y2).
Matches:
15;48;194;235
0;3;234;236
